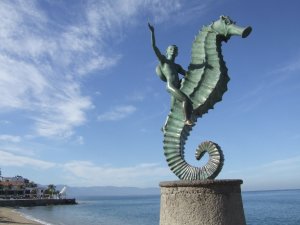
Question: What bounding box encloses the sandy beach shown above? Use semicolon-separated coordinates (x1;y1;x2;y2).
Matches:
0;207;42;225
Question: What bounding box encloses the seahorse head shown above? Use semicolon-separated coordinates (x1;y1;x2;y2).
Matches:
211;15;252;42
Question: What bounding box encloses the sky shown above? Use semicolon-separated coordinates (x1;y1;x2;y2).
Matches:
0;0;299;191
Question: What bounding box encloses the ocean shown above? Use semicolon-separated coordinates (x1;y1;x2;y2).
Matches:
17;189;300;225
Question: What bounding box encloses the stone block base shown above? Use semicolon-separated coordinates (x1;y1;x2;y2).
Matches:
159;179;246;225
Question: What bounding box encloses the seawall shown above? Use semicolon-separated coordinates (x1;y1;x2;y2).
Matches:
0;198;76;207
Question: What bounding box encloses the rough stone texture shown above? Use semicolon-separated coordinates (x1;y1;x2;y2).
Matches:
159;179;246;225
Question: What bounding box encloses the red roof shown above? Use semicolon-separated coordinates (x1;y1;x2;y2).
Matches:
0;181;25;187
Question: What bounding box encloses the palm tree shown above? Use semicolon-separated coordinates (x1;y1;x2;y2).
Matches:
46;184;56;198
28;181;38;188
30;189;37;199
7;183;13;198
0;182;4;197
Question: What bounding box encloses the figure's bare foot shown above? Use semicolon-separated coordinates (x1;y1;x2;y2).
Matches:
185;120;194;126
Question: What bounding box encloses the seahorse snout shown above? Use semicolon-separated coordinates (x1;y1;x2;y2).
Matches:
228;24;252;38
242;26;252;38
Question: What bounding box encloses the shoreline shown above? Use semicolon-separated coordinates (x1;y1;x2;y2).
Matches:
0;198;76;207
0;207;43;225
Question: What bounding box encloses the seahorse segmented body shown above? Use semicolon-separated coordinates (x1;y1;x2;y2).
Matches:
163;16;252;180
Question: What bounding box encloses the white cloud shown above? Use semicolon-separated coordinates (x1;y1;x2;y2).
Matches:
0;146;172;186
33;83;93;138
0;150;56;169
97;105;136;121
0;54;48;110
0;135;21;143
0;145;37;157
143;0;182;23
77;55;121;75
0;1;96;138
84;0;181;35
0;1;49;58
0;54;93;138
0;0;207;139
0;146;171;186
63;161;170;187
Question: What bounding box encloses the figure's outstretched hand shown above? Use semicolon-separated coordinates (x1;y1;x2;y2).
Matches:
148;22;154;32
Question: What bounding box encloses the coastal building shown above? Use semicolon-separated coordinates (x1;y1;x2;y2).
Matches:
0;170;76;207
0;170;46;199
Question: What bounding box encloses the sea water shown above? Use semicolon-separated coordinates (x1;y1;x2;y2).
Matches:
17;195;159;225
17;189;300;225
243;189;300;225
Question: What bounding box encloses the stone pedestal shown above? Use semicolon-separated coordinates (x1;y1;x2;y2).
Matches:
159;179;246;225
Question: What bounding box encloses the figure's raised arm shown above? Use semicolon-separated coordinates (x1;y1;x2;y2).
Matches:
148;23;164;62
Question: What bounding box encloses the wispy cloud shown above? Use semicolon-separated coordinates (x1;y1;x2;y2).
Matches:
155;0;214;24
0;54;48;110
233;55;300;113
0;1;49;58
142;0;182;23
0;53;93;138
0;1;95;138
0;145;38;157
97;105;136;121
226;156;300;190
76;136;84;145
33;83;93;138
63;161;170;187
85;0;183;27
0;150;56;169
260;156;300;172
126;92;146;102
0;1;115;138
269;57;300;75
0;0;209;139
0;135;21;143
0;147;171;186
228;156;300;175
0;120;10;125
77;55;122;75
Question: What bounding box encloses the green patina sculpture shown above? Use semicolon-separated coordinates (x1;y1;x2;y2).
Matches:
149;16;252;180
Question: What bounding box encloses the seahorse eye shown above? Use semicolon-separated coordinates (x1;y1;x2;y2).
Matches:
225;19;231;25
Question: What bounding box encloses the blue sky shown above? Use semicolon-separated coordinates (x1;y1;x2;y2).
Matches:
0;0;299;191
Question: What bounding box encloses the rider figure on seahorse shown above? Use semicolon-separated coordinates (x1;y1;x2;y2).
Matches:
148;23;194;126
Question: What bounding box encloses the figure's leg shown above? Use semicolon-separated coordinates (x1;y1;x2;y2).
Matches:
182;100;193;125
170;95;175;109
167;84;193;125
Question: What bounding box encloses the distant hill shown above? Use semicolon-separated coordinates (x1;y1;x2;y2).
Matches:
55;185;160;197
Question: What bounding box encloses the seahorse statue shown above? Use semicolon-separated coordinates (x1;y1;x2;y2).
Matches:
149;16;252;180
